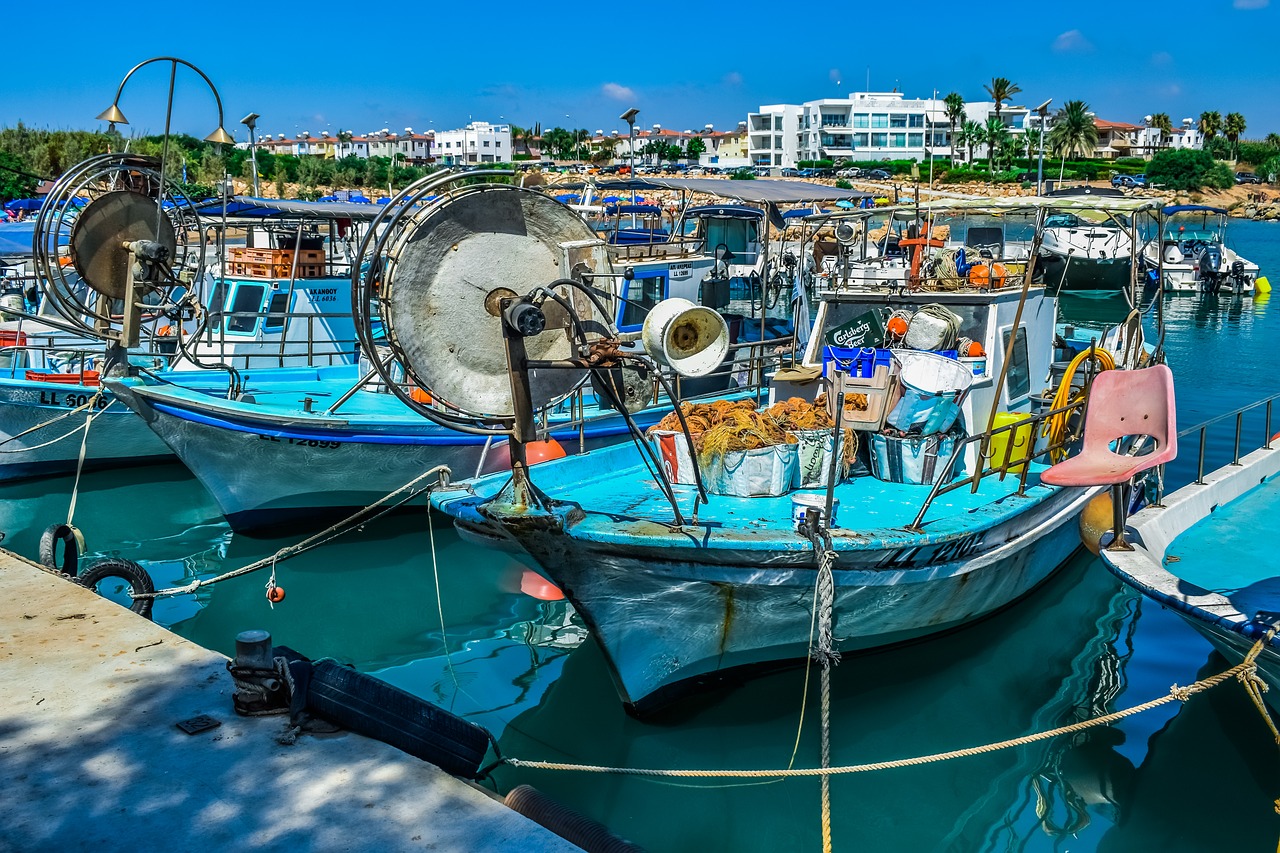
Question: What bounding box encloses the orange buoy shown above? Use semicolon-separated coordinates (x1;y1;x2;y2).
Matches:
965;341;986;357
990;262;1007;288
526;438;567;465
969;264;991;288
267;585;286;603
887;316;909;337
520;569;566;601
410;387;433;405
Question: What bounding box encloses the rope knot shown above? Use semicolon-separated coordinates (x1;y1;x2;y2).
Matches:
1169;683;1193;702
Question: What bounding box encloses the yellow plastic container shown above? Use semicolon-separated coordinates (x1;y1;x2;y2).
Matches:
988;412;1034;474
1255;276;1271;294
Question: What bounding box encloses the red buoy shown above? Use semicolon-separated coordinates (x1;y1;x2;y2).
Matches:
267;585;286;603
520;570;565;601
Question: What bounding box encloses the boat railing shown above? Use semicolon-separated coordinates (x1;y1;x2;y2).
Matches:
1180;392;1280;488
907;399;1089;531
194;308;360;368
607;236;703;261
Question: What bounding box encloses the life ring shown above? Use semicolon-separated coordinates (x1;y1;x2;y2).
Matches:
76;558;155;619
38;523;84;577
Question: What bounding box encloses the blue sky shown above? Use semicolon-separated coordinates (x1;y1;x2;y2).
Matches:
4;0;1274;143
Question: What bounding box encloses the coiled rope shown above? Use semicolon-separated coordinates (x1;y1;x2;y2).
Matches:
1046;347;1116;461
131;464;452;600
503;632;1277;780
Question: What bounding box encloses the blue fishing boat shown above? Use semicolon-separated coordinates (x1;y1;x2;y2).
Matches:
1101;395;1280;709
345;186;1161;713
0;174;380;481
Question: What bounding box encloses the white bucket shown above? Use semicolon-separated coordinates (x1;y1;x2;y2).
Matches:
886;350;973;433
641;297;729;378
868;431;963;485
792;493;839;530
958;356;986;377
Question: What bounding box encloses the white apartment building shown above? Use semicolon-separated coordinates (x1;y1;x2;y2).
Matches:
435;121;511;165
748;92;1031;168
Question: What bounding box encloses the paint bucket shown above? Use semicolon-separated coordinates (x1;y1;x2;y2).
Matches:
792;493;839;530
886;350;973;433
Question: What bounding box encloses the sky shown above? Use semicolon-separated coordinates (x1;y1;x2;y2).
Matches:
3;0;1275;144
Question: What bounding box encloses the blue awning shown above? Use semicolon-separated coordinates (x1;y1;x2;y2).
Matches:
1163;204;1228;216
554;193;580;203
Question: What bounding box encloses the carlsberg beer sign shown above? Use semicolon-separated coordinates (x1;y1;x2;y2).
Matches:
824;309;885;348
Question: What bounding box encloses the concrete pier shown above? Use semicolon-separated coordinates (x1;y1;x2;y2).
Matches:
0;550;580;852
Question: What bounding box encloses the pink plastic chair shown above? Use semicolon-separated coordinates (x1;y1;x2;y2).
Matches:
1041;363;1176;549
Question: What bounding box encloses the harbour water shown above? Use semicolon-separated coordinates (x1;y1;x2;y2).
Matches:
4;219;1280;850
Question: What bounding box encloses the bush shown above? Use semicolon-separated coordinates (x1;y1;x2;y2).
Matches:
834;179;852;189
1237;141;1278;168
729;169;755;180
1258;155;1280;184
1146;148;1230;190
1205;162;1236;189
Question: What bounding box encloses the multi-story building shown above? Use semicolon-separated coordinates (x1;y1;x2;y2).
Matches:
435;121;511;165
747;92;1030;168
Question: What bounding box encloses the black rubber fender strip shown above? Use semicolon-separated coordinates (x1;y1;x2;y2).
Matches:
77;558;155;619
38;523;83;577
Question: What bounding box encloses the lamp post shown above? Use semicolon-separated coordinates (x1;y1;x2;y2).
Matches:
1034;99;1052;196
241;112;260;197
96;56;234;236
620;108;639;202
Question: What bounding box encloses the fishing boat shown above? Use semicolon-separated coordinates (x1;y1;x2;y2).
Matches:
1100;396;1280;709
1142;204;1260;294
364;187;1161;713
1038;209;1138;293
0;175;376;481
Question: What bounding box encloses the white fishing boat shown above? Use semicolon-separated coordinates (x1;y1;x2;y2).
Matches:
1142;204;1260;294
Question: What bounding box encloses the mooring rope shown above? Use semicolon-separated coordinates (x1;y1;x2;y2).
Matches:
503;635;1276;780
131;465;451;600
65;394;107;528
813;548;839;853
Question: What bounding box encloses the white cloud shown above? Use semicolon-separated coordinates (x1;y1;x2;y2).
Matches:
601;82;636;102
828;68;842;84
1052;30;1094;53
1235;0;1269;9
722;71;743;86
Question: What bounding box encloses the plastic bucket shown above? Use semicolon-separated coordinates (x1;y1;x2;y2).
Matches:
886;350;973;433
868;431;964;485
792;493;839;530
707;444;798;497
791;429;849;489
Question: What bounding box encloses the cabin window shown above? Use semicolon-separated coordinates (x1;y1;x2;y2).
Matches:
703;218;759;266
1002;325;1031;403
225;284;265;333
617;272;666;332
263;291;292;330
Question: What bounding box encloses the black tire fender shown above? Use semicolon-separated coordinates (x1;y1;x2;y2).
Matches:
38;524;84;577
77;558;155;619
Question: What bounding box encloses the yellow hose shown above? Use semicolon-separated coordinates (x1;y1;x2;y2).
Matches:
1046;347;1116;460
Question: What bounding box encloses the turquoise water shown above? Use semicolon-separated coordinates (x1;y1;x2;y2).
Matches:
6;219;1280;850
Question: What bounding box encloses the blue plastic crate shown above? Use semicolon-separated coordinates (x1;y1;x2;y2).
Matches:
822;346;956;378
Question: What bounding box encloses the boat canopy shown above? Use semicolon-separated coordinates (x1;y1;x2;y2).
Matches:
598;177;871;204
1162;204;1228;216
683;204;764;220
605;204;661;215
194;196;393;221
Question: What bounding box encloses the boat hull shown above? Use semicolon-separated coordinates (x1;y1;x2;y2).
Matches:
0;381;173;481
484;483;1094;714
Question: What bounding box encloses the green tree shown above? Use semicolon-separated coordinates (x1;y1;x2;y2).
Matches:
944;92;966;153
1047;100;1099;159
0;150;37;202
685;136;707;162
984;77;1022;124
1224;112;1247;160
1146;148;1233;190
1149;113;1173;152
984;116;1012;171
958;119;984;163
1199;111;1222;146
541;127;574;160
1266;133;1280;149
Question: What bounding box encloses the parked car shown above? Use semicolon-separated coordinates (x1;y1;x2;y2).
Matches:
863;169;890;180
836;168;861;178
686;166;706;176
780;167;800;177
1237;171;1262;185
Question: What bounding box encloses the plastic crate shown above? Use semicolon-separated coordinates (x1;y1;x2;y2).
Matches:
823;346;956;378
228;248;325;279
828;363;899;431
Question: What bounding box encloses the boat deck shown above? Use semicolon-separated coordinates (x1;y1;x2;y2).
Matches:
455;440;1055;552
1164;474;1280;618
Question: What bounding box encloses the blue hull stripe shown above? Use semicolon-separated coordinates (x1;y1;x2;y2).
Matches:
149;401;645;446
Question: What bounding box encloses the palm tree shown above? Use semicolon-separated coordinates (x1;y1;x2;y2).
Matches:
1266;132;1280;149
943;92;965;159
1149;113;1173;152
960;119;984;163
1199;111;1222;147
985;116;1012;171
1224;112;1246;160
1046;100;1099;159
984;77;1022;124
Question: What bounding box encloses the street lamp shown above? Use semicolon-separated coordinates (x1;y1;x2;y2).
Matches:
620;108;639;201
241;112;260;196
1033;98;1052;195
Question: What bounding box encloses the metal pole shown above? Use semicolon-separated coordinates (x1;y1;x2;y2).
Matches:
1036;115;1046;195
249;124;260;197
